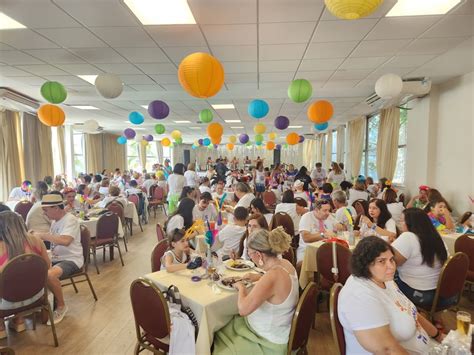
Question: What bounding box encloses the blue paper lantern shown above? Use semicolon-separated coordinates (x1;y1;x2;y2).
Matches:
129;111;144;125
248;99;269;119
315;122;328;131
203;138;211;146
117;136;127;145
255;140;262;146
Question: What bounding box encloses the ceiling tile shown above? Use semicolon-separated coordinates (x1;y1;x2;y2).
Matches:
0;43;15;50
70;48;128;63
350;39;412;57
382;55;436;69
225;83;258;91
8;76;46;86
53;0;139;27
225;73;257;83
36;28;107;48
323;80;359;89
0;51;44;65
116;75;155;85
135;63;177;75
0;29;59;49
331;69;372;80
296;70;334;81
305;41;358;59
128;84;166;91
90;27;155;47
16;64;68;76
260;22;315;44
201;24;257;45
162;47;210;62
259;0;324;23
55;63;102;75
259;44;307;61
259;60;300;72
188;0;257;24
422;15;474;38
313;20;378;42
211;46;257;61
95;63;143;75
0;66;32;77
44;75;91;85
222;61;257;73
148;74;179;84
366;16;441;40
24;49;84;64
339;56;389;70
145;25;207;47
114;47;170;63
259;72;295;82
400;37;468;55
299;58;344;71
366;67;412;79
450;1;473;15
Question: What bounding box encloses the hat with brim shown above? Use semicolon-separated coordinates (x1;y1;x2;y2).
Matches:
41;194;64;207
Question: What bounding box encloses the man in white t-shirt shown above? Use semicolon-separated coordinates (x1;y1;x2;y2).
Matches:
331;190;357;229
192;192;218;221
35;193;84;325
297;199;342;262
310;163;326;188
212;207;248;259
199;177;212;195
9;180;32;201
142;173;156;195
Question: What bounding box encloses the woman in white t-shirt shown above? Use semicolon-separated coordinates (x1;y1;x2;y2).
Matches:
183;163;199;188
167;163;186;214
165;198;195;237
358;199;397;243
275;190;307;238
327;162;346;186
249;198;273;226
347;179;369;207
338;237;444;355
383;188;405;227
225;182;255;212
392;208;449;307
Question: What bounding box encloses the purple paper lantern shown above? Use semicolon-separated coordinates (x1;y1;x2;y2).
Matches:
143;134;154;142
239;133;249;144
299;135;305;143
124;128;136;139
198;138;203;146
148;100;169;120
213;144;218;148
275;144;282;150
275;116;289;130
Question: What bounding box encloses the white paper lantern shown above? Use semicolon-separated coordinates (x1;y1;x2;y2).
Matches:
83;119;99;132
375;74;403;99
95;73;123;99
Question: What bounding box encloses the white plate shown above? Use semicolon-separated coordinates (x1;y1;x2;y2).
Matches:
216;277;252;291
224;259;254;271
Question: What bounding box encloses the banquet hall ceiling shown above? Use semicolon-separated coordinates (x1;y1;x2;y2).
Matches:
0;0;473;141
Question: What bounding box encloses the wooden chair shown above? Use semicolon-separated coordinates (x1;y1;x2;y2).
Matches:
329;283;345;355
128;194;144;233
262;191;277;211
287;282;318;355
107;201;128;252
0;347;15;355
455;234;474;300
151;240;168;272
0;254;58;346
418;252;469;321
14;201;33;222
156;223;166;243
60;225;98;301
90;212;124;274
148;186;167;218
130;278;170;354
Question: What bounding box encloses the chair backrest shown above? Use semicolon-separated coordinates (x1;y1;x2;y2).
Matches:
153;186;164;200
282;247;296;266
352;199;369;216
294;197;308;208
262;191;277;207
107;201;125;220
287;282;318;354
80;225;91;272
434;252;469;304
128;194;139;207
329;283;345;355
0;254;47;303
454;235;474;272
140;186;147;194
270;212;295;237
156;223;166;243
316;242;352;285
14;201;34;222
130;278;171;345
151;240;169;272
0;347;15;355
96;212;119;241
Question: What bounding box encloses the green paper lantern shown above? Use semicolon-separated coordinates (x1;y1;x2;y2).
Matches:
288;79;312;103
199;109;213;123
175;137;183;144
154;124;165;134
41;81;67;104
245;141;252;147
283;143;289;148
255;134;264;142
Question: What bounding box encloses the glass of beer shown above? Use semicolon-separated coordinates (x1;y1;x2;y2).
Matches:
456;311;471;336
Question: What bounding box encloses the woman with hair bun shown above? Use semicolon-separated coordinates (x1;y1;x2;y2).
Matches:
213;227;299;354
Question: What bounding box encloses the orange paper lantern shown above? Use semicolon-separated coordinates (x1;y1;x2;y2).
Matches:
307;100;334;123
178;52;225;98
286;132;299;145
207;122;223;139
226;143;234;150
161;138;171;147
266;141;275;150
37;104;65;127
211;136;222;145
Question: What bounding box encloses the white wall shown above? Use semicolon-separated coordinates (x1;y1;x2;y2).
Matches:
406;72;474;215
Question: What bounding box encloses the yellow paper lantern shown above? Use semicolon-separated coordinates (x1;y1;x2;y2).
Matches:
324;0;383;20
141;140;149;147
253;123;266;134
207;122;223;139
171;130;182;140
286;132;299;145
266;141;275;150
226;143;234;150
178;52;225;98
307;100;334;124
268;132;277;140
37;104;65;127
161;138;171;147
229;135;237;144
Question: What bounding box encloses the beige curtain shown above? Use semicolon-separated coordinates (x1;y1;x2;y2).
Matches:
0;110;23;201
103;133;126;172
315;134;324;163
302;138;317;169
156;141;164;164
324;132;332;169
348;117;366;179
57;126;66;174
376;107;400;180
22;112;54;183
85;133;103;174
139;143;147;170
336;125;345;163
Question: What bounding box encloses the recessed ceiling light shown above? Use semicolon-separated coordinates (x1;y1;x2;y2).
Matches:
224;120;241;123
190;126;201;129
288;125;303;128
173;120;191;123
135;128;146;131
230;126;244;129
386;0;462;16
0;12;26;29
124;0;196;25
71;105;99;110
77;75;98;85
141;105;148;109
212;104;235;110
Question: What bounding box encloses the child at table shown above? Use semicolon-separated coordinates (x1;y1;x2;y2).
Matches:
212;207;248;260
424;199;454;232
161;229;201;272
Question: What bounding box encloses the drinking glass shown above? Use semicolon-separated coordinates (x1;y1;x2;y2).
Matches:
456;311;471;336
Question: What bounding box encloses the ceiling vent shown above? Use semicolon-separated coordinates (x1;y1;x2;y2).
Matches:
0;87;39;113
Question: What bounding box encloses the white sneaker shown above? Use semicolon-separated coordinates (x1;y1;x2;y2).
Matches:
47;305;68;326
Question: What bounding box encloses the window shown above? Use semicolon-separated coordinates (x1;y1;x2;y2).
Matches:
127;140;140;171
73;132;85;175
163;146;172;165
393;108;407;185
145;143;158;171
331;130;337;163
51;127;62;176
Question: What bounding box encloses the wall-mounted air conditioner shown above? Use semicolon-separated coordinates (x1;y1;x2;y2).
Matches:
0;87;39;112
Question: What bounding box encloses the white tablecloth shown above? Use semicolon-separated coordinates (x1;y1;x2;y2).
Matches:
440;232;472;255
124;201;140;225
4;200;19;211
80;217;124;239
145;268;253;355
